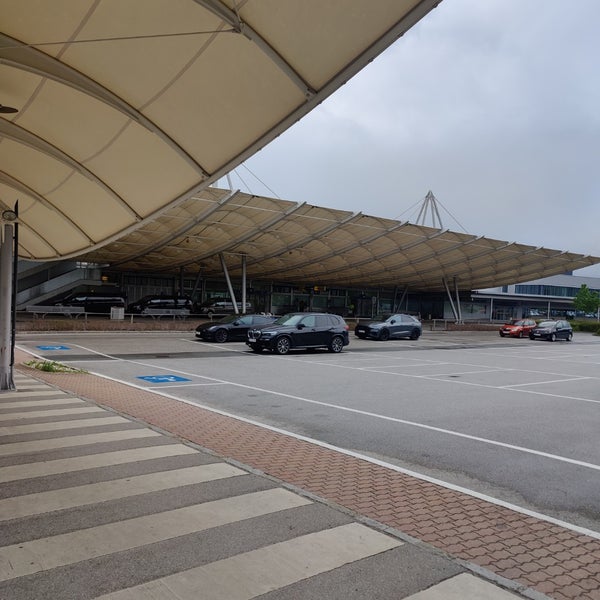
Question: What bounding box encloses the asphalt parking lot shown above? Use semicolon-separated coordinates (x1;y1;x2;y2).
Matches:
17;328;600;537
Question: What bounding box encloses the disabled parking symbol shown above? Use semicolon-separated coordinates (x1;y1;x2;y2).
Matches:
37;345;71;350
137;375;191;384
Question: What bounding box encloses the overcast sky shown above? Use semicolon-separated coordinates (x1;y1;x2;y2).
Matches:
233;0;600;278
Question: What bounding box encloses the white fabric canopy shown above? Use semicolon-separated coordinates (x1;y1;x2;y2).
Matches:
80;187;600;292
3;1;598;291
0;0;440;259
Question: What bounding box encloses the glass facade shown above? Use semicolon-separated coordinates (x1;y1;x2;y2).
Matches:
515;284;600;298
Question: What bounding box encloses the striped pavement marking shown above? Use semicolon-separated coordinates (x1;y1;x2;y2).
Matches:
2;385;55;392
0;389;70;399
1;374;519;599
0;428;161;457
0;463;245;520
0;488;312;582
0;416;130;436
0;397;86;409
0;443;198;483
0;406;105;421
94;523;402;600
404;573;519;599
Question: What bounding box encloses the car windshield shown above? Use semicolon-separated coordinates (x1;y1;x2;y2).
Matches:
537;321;554;328
216;315;240;324
273;314;304;326
510;320;525;326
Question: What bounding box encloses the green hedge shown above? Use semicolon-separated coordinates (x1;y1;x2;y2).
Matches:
571;320;600;335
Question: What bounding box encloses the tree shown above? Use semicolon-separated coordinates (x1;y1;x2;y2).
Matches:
573;284;600;315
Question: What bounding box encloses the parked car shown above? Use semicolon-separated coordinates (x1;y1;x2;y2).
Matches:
197;300;253;317
196;314;277;343
127;295;192;315
354;314;422;340
499;318;537;338
246;313;350;354
55;291;126;314
529;320;573;342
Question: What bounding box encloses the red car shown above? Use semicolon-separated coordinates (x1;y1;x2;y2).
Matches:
499;318;537;338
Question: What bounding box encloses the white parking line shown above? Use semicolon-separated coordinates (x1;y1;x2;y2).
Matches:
146;383;227;390
46;345;600;473
501;376;592;388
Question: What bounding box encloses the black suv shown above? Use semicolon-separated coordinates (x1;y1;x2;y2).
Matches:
55;291;126;314
247;313;350;354
127;295;192;315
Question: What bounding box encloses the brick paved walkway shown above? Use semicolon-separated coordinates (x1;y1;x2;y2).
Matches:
16;354;600;600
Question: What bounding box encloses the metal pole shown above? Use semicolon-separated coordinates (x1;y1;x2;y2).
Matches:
0;223;15;390
442;277;458;322
454;277;463;324
10;200;18;369
219;253;238;315
241;254;247;314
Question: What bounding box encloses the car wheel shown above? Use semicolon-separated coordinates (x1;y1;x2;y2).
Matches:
499;332;505;337
518;330;524;338
328;335;344;353
529;334;535;340
274;336;291;355
214;329;228;343
379;329;390;341
410;329;421;340
549;333;556;342
566;332;573;341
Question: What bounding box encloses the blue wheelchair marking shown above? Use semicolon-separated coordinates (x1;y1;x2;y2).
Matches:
137;375;191;383
37;345;71;350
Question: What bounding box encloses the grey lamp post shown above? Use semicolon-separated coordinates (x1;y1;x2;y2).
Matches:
0;208;17;391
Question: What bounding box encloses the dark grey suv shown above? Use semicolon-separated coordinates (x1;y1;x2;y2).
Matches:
355;313;422;340
246;313;350;354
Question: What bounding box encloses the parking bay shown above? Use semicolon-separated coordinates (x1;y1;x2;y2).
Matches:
19;330;600;535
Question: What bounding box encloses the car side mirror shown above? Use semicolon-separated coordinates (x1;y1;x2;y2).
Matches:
297;323;305;329
233;320;240;326
390;320;396;324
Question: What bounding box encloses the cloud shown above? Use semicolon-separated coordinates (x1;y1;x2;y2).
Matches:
237;0;600;277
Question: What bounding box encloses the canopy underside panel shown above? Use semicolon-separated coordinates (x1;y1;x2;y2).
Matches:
77;187;600;292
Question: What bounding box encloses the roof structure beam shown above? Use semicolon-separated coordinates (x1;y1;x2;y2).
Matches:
0;33;209;176
238;211;365;278
0;119;142;221
0;170;95;244
193;0;316;98
278;221;410;281
110;189;244;266
157;199;308;270
292;227;451;282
